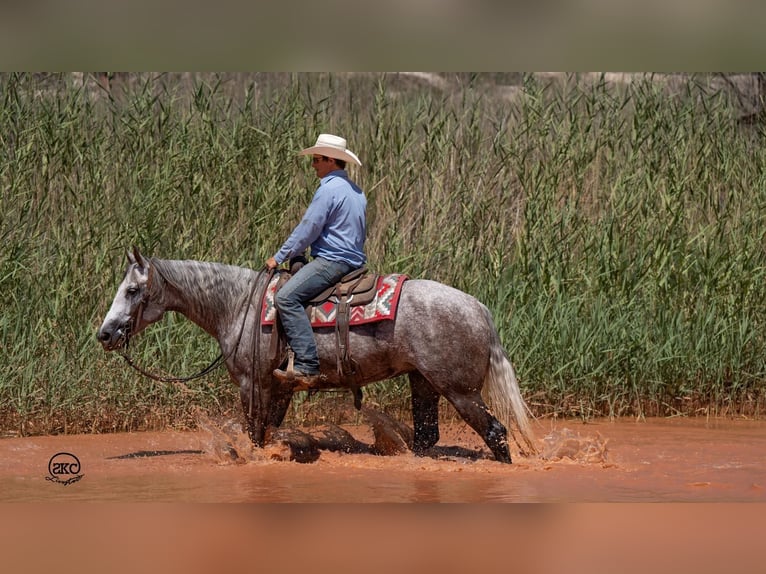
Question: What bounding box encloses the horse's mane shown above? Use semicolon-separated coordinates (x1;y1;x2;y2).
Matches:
151;258;259;315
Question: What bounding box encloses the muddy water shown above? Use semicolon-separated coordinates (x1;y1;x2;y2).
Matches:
1;417;764;502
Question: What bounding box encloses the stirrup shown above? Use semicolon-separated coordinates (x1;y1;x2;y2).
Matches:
287;349;296;378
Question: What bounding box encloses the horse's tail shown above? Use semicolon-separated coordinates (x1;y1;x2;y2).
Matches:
480;304;538;456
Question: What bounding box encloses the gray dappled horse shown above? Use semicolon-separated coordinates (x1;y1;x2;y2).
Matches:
97;248;536;462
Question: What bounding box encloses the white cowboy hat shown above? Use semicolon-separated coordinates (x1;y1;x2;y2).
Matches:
298;133;362;167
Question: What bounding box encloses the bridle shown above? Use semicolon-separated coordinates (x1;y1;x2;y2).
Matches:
118;259;274;415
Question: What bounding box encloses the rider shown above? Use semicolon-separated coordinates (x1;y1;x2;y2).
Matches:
266;134;367;386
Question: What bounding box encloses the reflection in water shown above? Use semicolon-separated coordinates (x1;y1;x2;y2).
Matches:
0;418;765;502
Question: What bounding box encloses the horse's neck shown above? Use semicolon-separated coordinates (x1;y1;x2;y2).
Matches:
153;258;258;339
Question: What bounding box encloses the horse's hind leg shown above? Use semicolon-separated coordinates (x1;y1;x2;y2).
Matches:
443;389;512;463
409;371;440;452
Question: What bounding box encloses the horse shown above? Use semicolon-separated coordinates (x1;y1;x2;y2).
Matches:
97;247;537;462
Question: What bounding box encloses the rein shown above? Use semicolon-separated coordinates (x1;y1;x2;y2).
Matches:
249;267;274;417
119;348;225;384
119;262;272;392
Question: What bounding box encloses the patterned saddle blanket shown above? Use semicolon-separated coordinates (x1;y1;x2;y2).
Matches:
261;272;408;328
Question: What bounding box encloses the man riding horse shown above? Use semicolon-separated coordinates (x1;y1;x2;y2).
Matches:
98;134;537;462
265;134;367;387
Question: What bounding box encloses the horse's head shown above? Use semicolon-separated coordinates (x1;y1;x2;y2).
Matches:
97;246;165;351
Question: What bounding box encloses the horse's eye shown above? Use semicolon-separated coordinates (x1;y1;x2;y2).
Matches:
126;286;140;296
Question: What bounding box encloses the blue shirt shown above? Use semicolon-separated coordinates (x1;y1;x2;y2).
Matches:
273;170;367;268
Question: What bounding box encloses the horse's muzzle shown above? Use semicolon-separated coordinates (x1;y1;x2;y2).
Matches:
96;325;128;351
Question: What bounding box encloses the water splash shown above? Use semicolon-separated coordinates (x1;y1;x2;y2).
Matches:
540;428;609;464
195;413;262;464
195;407;425;463
193;408;606;465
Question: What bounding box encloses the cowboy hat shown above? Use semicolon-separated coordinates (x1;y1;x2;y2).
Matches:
298;133;362;167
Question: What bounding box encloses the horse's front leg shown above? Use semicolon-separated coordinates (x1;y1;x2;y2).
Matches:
239;378;268;446
239;375;295;446
265;378;295;431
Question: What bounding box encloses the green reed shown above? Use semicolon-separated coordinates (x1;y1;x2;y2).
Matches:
2;72;765;435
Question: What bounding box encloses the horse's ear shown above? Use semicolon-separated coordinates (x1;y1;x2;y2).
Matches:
128;245;146;267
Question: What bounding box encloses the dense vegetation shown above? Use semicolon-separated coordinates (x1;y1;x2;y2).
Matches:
2;72;765;436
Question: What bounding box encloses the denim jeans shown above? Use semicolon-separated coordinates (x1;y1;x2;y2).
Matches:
275;257;355;373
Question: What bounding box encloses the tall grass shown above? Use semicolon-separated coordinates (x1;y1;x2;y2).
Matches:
2;72;765;436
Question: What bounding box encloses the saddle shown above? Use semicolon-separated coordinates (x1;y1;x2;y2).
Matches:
307;266;378;307
272;258;380;409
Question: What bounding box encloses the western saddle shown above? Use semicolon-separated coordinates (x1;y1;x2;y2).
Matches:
272;257;380;409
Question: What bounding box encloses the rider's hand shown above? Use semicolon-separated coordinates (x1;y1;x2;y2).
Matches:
265;257;278;270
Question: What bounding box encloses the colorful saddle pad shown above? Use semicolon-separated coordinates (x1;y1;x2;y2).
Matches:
261;273;408;328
